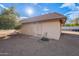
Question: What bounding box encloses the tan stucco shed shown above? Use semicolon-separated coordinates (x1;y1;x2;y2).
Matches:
20;12;66;40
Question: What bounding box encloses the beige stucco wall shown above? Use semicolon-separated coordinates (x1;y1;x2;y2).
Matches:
20;20;61;40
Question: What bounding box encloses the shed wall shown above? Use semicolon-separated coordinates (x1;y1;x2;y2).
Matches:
20;20;61;40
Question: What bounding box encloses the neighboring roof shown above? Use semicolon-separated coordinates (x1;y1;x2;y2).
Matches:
21;12;67;24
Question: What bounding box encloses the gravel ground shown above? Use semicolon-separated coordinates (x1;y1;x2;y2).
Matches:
0;33;79;56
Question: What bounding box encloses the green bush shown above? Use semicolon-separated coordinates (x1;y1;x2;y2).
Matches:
65;24;79;26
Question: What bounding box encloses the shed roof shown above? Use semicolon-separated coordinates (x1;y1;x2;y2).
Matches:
21;12;67;24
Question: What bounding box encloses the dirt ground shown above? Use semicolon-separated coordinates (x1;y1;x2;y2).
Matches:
0;33;79;56
0;30;16;37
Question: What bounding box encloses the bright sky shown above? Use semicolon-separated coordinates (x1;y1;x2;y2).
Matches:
0;3;79;23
